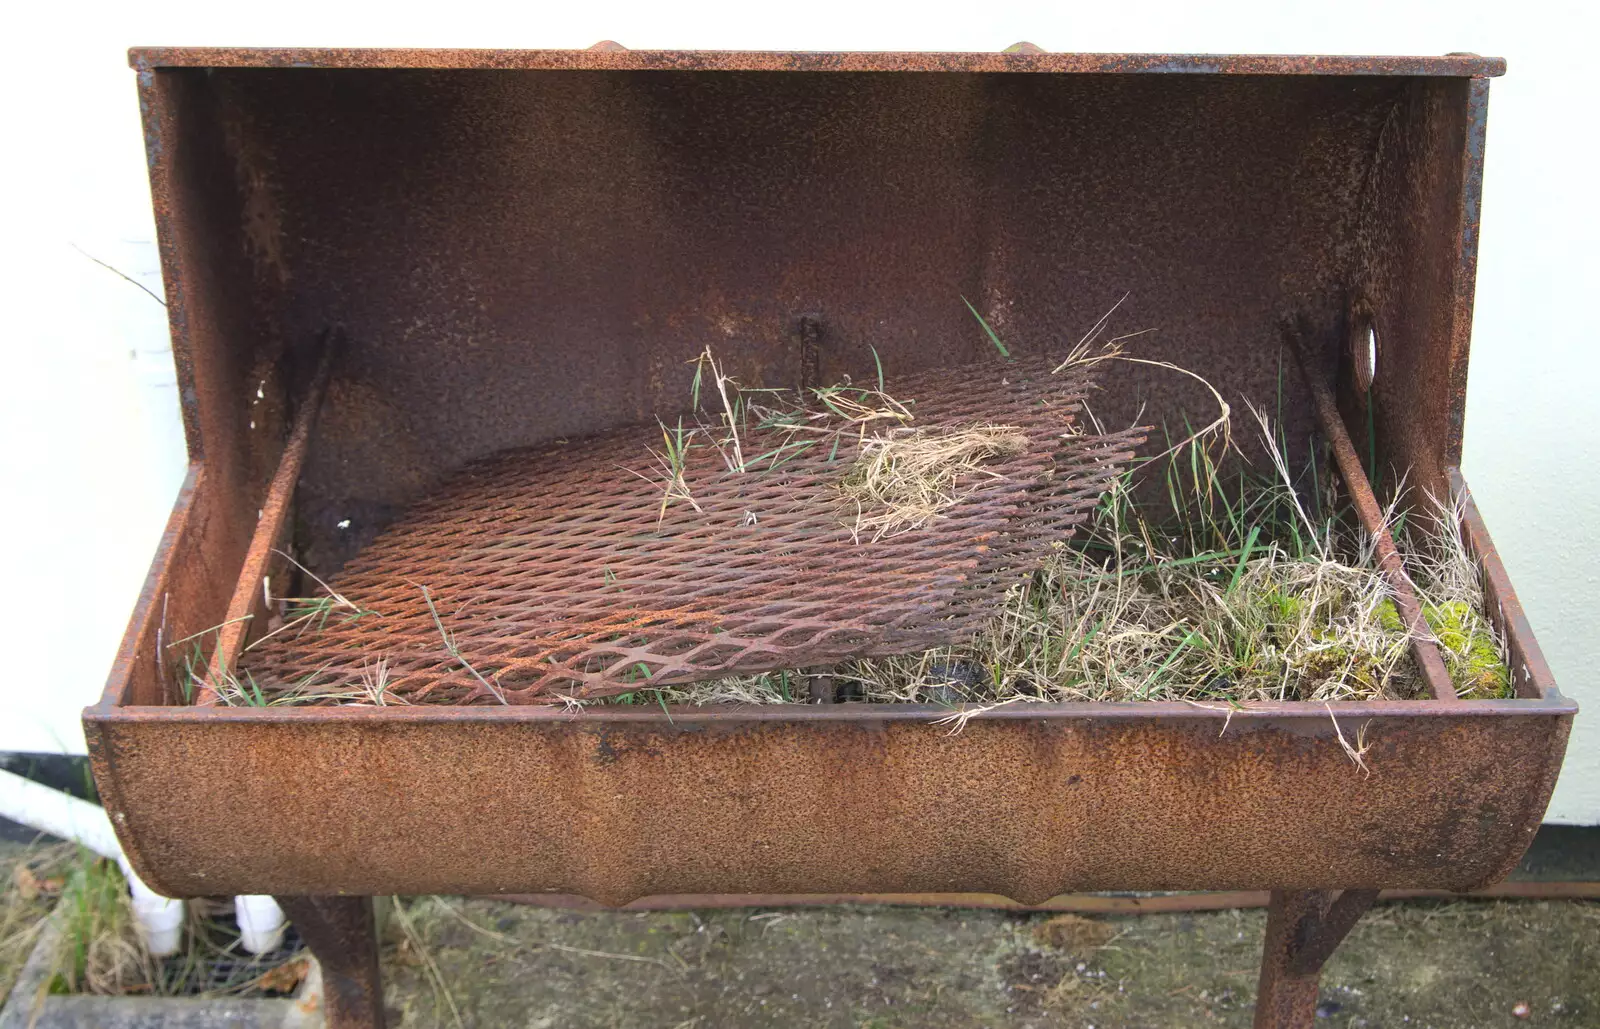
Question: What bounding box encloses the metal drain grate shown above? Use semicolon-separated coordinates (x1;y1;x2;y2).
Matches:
241;357;1143;703
145;919;305;996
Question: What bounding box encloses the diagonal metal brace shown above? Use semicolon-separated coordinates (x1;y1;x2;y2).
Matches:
1285;888;1380;976
1255;888;1382;1029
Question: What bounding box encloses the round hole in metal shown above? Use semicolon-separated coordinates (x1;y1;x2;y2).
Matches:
1352;317;1379;392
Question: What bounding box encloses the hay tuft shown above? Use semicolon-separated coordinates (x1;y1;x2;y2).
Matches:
840;424;1029;541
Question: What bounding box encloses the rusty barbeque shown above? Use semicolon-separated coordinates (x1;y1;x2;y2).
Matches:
87;44;1573;1029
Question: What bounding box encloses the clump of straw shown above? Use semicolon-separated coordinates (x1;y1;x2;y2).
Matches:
839;424;1029;541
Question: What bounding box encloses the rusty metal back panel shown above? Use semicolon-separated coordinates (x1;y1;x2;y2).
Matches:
85;700;1569;904
134;64;1486;576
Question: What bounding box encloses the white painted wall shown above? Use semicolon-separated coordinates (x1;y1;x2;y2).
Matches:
1;0;1593;821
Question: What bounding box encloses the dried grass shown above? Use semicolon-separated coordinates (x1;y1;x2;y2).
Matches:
1399;490;1513;698
632;346;920;524
625;409;1512;709
840;424;1029;541
679;345;1034;541
10;850;309;999
2;842;75;1001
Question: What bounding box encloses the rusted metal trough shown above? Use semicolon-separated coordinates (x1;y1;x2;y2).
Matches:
86;44;1574;1029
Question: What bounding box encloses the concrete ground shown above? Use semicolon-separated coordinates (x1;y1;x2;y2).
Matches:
381;896;1599;1029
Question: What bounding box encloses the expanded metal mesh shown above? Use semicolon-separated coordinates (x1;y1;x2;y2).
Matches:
241;357;1143;703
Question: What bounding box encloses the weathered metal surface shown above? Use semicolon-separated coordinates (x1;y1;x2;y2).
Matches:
240;359;1140;703
1289;322;1457;701
124;63;303;705
200;337;335;704
129;48;1506;76
123;64;1502;576
1283;888;1380;977
85;697;1571;903
273;897;383;1029
89;45;1571;933
1254;891;1338;1029
1337;75;1489;503
1252;888;1378;1028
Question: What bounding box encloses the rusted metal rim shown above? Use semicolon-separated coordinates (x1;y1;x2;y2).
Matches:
90;692;1574;723
126;48;1506;77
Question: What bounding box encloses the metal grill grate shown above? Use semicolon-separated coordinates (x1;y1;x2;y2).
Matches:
241;357;1143;703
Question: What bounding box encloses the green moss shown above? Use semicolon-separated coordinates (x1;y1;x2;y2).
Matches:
1425;601;1512;699
1367;598;1510;698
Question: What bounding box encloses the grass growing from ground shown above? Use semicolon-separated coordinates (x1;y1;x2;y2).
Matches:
43;857;308;998
49;856;301;998
1;842;75;1001
1;840;309;1003
375;894;1600;1029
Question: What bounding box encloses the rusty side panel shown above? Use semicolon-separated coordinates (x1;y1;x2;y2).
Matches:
96;465;205;708
1445;472;1574;889
120;66;303;707
85;702;1570;904
201;341;337;704
1337;76;1484;501
128;49;1507;77
143;67;290;508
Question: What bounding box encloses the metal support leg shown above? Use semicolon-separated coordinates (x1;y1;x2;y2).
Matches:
1253;889;1378;1029
276;895;386;1029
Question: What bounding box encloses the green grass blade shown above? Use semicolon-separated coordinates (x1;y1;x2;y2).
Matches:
1140;630;1204;699
1087;547;1246;581
1226;525;1261;595
961;296;1011;360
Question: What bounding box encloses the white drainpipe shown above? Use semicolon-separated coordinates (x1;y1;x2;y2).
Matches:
0;769;285;956
234;893;288;954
